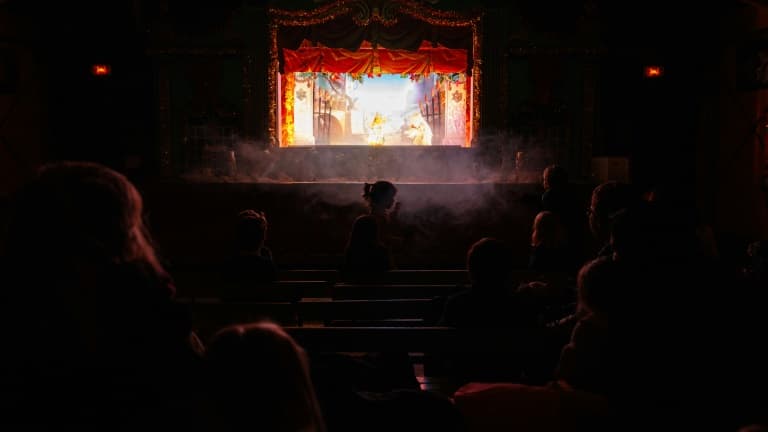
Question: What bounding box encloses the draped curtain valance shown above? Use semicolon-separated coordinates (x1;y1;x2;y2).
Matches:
283;41;468;75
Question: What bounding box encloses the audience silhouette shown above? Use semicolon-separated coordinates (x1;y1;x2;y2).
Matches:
540;164;586;266
541;164;570;216
555;200;761;429
439;238;542;385
206;321;326;432
529;210;571;272
1;161;204;427
1;162;763;430
587;181;640;257
363;180;401;249
220;209;277;298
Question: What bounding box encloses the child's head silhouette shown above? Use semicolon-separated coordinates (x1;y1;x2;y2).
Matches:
542;164;568;190
363;180;397;212
236;209;268;252
467;237;510;291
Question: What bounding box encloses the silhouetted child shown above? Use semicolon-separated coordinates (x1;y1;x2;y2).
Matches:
223;209;276;289
343;215;393;279
441;238;536;328
529;210;571;272
538;164;589;267
363;181;401;249
439;238;539;384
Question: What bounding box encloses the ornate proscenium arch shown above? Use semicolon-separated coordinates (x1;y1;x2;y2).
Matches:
267;0;482;147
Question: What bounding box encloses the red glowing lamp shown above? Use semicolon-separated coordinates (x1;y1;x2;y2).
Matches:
644;66;663;78
92;64;111;76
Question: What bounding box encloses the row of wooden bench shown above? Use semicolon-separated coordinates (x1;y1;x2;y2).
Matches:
227;325;566;398
283;325;550;354
276;269;470;284
174;269;472;286
180;273;574;339
183;282;465;303
182;298;447;340
175;270;572;301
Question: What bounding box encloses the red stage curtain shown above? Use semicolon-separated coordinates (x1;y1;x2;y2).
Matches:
283;41;467;74
283;47;375;74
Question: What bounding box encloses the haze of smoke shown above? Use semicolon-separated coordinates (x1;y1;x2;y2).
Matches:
185;131;548;228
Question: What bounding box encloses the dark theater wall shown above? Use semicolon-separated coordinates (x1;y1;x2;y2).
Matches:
697;2;768;252
0;2;47;194
0;0;155;183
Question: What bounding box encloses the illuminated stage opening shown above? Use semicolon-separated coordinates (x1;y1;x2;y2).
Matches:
283;69;470;147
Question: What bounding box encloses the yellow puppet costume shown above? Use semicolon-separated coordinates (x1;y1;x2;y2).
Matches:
367;112;386;146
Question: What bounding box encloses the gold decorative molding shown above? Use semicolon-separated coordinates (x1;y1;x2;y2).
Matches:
268;23;279;147
471;19;482;147
269;0;354;26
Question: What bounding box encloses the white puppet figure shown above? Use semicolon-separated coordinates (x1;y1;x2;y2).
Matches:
403;110;433;146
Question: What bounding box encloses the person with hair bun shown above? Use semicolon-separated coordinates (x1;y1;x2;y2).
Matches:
363;181;398;216
361;180;401;251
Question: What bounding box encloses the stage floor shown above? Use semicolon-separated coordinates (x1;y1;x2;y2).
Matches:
190;144;548;184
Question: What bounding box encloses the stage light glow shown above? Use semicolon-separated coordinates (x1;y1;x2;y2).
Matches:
644;66;663;78
92;64;111;76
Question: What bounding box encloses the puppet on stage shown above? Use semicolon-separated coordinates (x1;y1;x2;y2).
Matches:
404;110;433;146
367;112;386;146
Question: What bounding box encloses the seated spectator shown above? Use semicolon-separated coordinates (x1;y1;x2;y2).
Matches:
440;238;532;328
362;181;402;249
220;209;276;298
556;210;748;430
206;322;326;432
529;210;571;273
587;181;640;258
540;164;587;267
0;161;204;427
439;238;541;383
